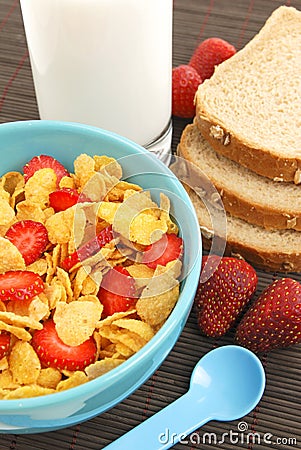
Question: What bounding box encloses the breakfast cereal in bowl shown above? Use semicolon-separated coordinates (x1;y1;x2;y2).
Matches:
0;152;184;400
0;120;201;433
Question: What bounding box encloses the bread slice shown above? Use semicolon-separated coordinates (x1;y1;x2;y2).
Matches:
195;5;301;183
188;189;301;272
178;122;301;231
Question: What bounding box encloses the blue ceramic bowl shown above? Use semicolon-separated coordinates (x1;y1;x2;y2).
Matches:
0;120;202;434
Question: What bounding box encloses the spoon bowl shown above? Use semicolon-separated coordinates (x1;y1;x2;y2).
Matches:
104;345;266;450
190;345;266;421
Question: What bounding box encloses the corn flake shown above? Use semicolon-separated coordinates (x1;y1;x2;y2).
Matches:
0;310;42;329
4;385;55;399
56;371;88;391
0;199;15;226
6;297;49;322
59;175;75;189
85;358;124;380
56;267;73;302
112;318;154;342
115;342;134;358
97;201;120;224
27;258;48;276
25;168;57;208
74;154;96;188
0;357;8;372
93;155;122;178
136;284;179;327
9;341;41;385
81;275;99;296
99;326;147;353
0;321;32;341
0;370;20;389
37;368;62;389
0;237;25;273
16;200;47;223
1;171;24;196
96;309;136;328
53;300;102;346
45;207;75;244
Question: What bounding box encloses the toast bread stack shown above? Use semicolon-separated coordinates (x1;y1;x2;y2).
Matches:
177;5;301;272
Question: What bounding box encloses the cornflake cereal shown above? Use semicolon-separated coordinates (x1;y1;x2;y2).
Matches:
0;153;184;399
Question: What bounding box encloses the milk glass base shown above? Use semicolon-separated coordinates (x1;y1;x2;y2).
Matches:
144;120;172;166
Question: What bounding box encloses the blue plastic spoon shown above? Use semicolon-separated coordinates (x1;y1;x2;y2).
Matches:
104;345;265;450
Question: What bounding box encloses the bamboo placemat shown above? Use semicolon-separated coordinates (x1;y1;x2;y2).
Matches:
0;1;300;449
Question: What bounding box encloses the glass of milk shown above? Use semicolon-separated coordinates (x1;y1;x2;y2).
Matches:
20;0;173;164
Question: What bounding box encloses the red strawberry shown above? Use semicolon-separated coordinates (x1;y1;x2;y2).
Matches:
0;270;44;302
0;333;11;359
98;266;136;318
172;65;202;118
189;37;236;80
32;319;96;371
5;220;49;265
142;233;183;269
49;188;90;212
23;155;69;183
235;278;301;353
61;225;114;271
196;255;257;337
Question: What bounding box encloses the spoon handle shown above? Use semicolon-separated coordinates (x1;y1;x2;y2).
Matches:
103;391;212;450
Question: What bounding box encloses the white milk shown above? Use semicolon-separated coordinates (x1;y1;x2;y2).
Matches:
20;0;172;151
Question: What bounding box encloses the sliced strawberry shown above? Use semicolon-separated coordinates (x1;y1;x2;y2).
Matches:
49;188;79;212
235;278;301;353
195;256;257;337
23;155;69;183
0;333;11;359
32;319;97;371
61;225;114;271
5;220;49;265
98;266;136;318
0;270;44;302
49;188;91;212
142;233;183;269
99;291;136;318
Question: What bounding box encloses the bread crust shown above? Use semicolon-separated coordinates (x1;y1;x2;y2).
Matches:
219;191;301;231
178;124;301;231
194;112;301;183
201;234;301;273
186;185;301;273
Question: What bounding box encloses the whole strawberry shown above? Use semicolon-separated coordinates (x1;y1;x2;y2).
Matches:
189;37;236;81
172;64;202;118
196;255;258;337
236;278;301;353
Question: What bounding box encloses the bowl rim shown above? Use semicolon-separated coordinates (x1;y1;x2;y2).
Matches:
0;120;202;410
